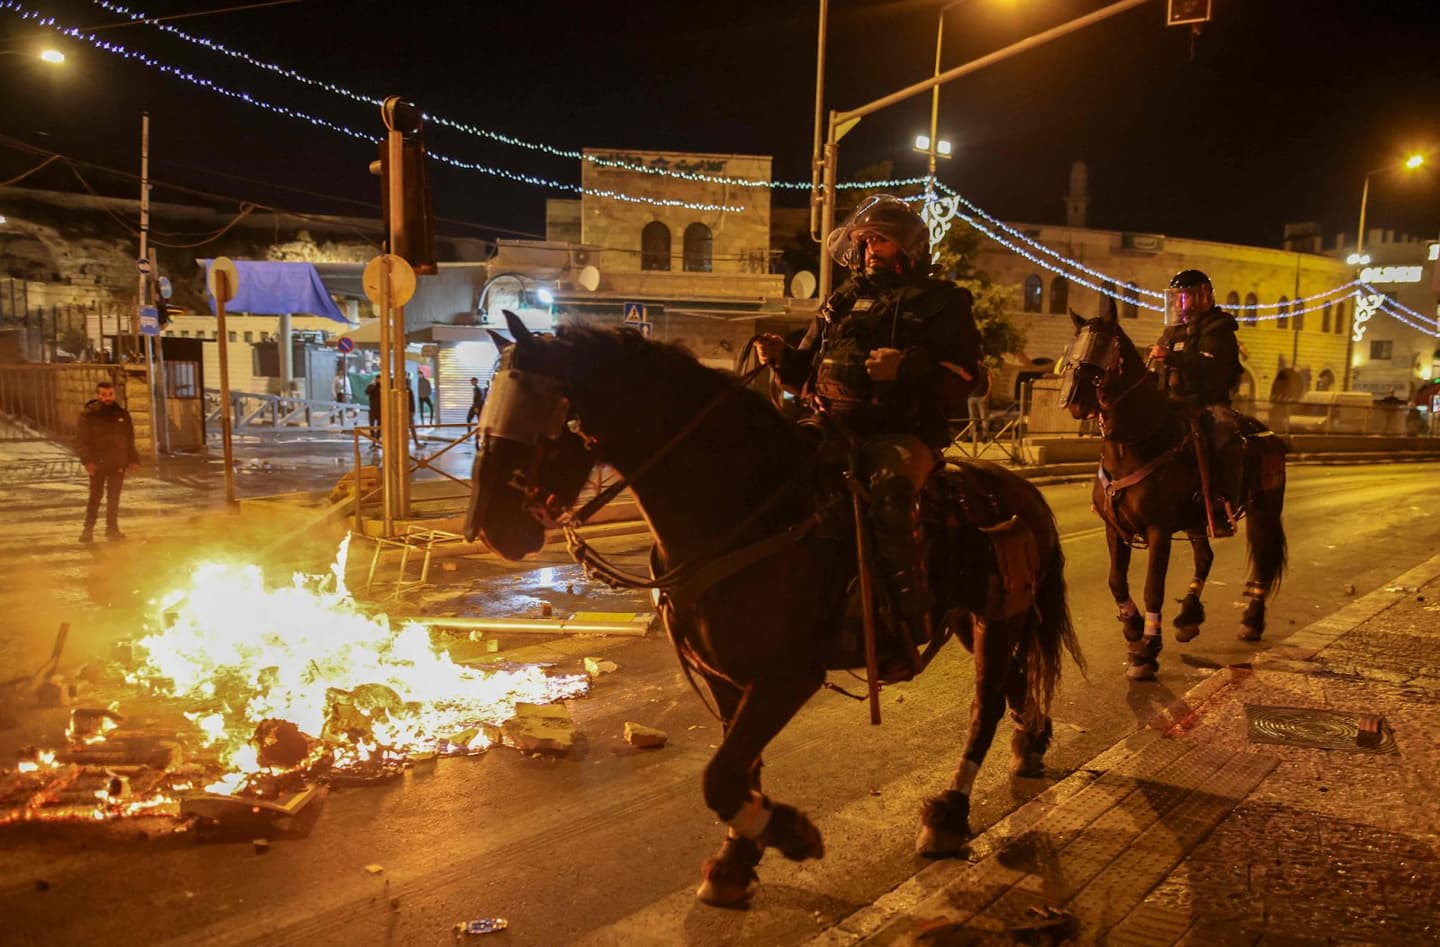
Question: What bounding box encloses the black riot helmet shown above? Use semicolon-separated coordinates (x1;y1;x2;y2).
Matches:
825;194;931;275
1164;269;1214;326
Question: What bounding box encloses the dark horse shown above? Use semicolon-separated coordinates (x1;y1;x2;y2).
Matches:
465;313;1082;906
1057;306;1287;680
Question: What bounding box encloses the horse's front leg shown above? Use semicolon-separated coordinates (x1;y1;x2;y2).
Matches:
696;679;765;907
916;614;1011;857
1173;531;1212;643
1127;526;1172;681
696;669;823;907
1106;525;1146;667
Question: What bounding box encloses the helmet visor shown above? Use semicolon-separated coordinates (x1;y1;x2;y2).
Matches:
1164;286;1207;326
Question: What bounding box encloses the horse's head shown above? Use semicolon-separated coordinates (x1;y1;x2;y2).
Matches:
463;312;597;560
1057;297;1146;420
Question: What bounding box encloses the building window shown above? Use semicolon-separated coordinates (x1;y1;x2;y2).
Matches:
244;331;255;343
1023;274;1043;312
1293;303;1305;332
1101;280;1117;312
1370;339;1393;360
1243;292;1258;326
228;330;237;343
1322;302;1332;333
1275;297;1289;330
1049;276;1068;314
1225;291;1240;309
682;222;713;273
1122;281;1140;319
641;221;671;271
1334;300;1346;335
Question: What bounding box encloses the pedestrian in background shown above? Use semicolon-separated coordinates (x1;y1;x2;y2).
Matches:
76;380;139;543
332;371;350;403
465;376;487;445
417;371;434;424
365;377;381;450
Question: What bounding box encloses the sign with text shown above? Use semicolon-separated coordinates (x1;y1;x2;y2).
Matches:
138;305;160;337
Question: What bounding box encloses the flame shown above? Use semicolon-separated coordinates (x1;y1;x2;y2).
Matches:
126;536;589;789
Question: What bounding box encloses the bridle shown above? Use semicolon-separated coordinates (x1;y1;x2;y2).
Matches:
1059;324;1151;419
477;362;819;595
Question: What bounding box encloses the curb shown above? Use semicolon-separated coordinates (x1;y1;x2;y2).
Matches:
813;551;1440;945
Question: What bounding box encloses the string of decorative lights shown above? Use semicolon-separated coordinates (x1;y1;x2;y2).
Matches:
84;0;931;194
929;182;1370;313
0;1;744;212
1358;283;1440;329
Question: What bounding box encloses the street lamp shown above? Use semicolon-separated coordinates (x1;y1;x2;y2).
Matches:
923;0;974;198
1347;153;1426;265
477;272;554;325
0;48;65;64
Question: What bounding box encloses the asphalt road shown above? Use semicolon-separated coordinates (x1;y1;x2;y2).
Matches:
3;462;1440;945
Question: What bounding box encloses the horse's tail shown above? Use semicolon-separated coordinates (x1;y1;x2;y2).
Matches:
1024;537;1086;727
1245;436;1288;597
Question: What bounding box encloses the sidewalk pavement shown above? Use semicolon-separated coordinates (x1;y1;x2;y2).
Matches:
814;556;1440;945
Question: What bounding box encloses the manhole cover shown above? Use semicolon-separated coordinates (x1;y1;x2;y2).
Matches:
1245;705;1398;754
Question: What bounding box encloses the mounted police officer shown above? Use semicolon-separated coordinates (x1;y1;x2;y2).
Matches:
1149;269;1244;536
754;194;983;648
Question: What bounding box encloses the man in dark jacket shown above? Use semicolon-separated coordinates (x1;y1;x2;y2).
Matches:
1149;268;1244;536
755;194;984;648
465;376;486;446
76;380;140;543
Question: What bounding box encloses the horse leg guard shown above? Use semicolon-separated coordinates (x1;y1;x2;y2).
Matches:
1117;608;1145;644
755;803;824;862
696;833;764;907
1126;636;1162;681
1240;595;1266;642
1009;716;1053;779
1173;593;1205;643
915;789;971;858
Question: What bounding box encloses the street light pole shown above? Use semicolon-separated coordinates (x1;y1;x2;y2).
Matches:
926;1;970;198
1355;173;1372;260
817;0;1151;300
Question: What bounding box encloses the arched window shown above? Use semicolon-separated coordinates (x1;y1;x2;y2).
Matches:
1293;302;1305;333
1122;281;1140;319
641;222;671;271
1225;291;1240;309
1023;274;1043;312
1322;302;1332;333
683;223;713;273
1049;276;1068;314
1243;292;1258;326
1276;296;1289;330
1101;280;1117;314
1334;300;1346;336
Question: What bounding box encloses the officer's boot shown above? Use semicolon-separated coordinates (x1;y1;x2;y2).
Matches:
870;475;933;648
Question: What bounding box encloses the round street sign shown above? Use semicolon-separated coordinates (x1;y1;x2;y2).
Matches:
156;276;173;300
137;258;152;275
337;336;355;354
363;254;417;308
207;257;241;304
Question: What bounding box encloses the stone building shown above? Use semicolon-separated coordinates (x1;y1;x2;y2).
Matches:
1334;231;1439;398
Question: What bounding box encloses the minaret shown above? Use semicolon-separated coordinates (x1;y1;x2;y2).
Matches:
1064;160;1088;228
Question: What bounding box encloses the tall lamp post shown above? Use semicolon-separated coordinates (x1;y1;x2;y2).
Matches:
1343;153;1426;390
921;1;972;201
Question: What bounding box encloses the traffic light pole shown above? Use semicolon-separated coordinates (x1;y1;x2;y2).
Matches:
814;0;1153;299
387;125;412;521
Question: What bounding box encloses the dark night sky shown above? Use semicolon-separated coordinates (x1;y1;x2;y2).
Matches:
2;0;1438;250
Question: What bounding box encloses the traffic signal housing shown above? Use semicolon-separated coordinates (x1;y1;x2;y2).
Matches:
369;96;437;275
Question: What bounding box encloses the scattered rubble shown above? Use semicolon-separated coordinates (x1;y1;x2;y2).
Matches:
454;918;508;936
583;657;618;678
623;722;667;749
501;702;576;755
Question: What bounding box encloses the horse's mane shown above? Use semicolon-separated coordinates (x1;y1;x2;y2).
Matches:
553;322;809;454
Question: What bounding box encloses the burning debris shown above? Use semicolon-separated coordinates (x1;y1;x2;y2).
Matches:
3;537;592;831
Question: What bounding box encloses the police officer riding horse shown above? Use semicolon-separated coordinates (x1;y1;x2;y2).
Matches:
1149;269;1245;538
756;195;984;667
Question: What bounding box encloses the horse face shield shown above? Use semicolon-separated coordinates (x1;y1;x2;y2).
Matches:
1057;327;1117;412
464;368;569;546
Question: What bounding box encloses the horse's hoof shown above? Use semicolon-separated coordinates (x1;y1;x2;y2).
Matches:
917;790;971;858
1174;624;1201;643
1126;662;1158;681
756;803;824;862
696;836;761;907
1011;753;1046;779
1239;625;1263;642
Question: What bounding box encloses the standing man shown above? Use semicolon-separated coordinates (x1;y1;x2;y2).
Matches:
76;380;140;543
465;376;486;446
416;370;434;425
365;376;382;451
1149;268;1244;535
755;194;983;650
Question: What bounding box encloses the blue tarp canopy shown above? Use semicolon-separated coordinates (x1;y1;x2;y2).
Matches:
202;259;348;323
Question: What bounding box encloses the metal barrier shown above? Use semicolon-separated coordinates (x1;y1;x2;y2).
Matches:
0;363;125;443
204;388;365;433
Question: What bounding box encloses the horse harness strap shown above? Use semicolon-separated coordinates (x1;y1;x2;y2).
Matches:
1099;435;1188;499
562;364;767;530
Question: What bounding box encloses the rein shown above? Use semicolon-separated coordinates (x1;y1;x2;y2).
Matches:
555;364;825;597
